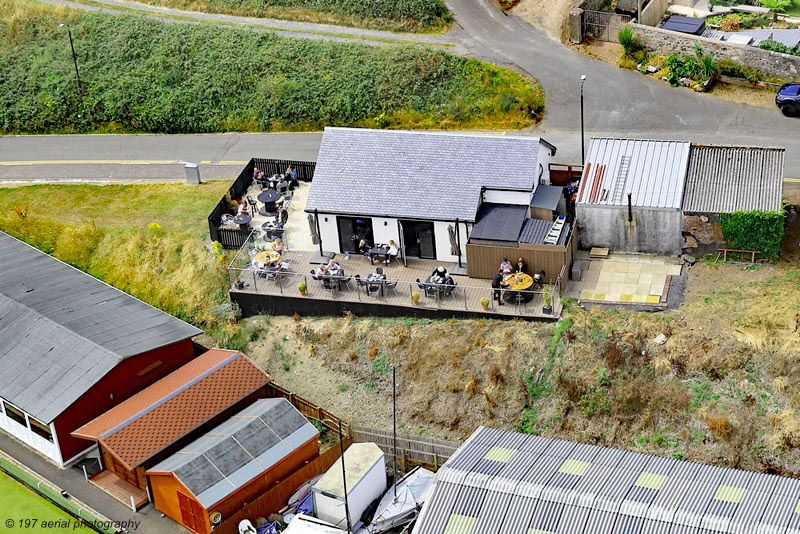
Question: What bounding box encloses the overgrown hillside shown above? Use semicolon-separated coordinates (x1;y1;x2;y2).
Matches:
129;0;451;32
0;0;543;134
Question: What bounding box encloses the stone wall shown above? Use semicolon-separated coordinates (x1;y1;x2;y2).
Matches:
632;23;800;80
682;213;724;257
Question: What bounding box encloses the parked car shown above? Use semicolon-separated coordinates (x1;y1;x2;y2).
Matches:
776;82;800;116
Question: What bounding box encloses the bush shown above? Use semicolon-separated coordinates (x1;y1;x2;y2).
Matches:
618;26;645;58
719;210;785;261
759;38;800;57
0;0;543;134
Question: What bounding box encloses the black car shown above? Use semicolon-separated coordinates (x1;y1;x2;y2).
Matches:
776;82;800;116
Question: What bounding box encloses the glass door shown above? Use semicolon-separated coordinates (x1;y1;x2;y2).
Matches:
337;217;373;253
400;220;436;259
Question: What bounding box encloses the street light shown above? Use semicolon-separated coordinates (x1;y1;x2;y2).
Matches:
59;23;83;96
580;74;587;165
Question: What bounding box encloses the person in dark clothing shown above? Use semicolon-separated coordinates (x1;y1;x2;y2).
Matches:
491;269;509;305
431;266;448;284
515;257;528;274
274;206;289;227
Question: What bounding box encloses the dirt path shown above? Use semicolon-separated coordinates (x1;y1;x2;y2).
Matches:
510;0;575;40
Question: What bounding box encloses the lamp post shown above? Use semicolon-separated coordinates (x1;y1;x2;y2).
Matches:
580;74;587;165
59;23;83;97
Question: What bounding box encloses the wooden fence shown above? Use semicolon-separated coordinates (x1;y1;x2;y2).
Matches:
214;439;351;534
208;158;316;248
265;382;349;435
350;425;459;472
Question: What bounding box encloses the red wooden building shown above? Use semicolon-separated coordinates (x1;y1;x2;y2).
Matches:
72;349;270;507
0;231;202;467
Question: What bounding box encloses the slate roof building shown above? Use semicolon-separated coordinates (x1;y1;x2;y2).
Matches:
0;231;202;467
147;398;319;534
305;127;557;265
72;349;270;508
412;426;800;534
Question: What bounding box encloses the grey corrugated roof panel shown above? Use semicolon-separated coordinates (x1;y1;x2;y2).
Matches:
150;398;317;508
592;466;641;513
720;28;800;48
474;490;514;534
530;184;564;210
555;504;591;533
305;128;552;222
570;464;620;509
578;138;691;209
582;509;619;534
416;481;462;534
469;203;528;242
0;232;202;422
672;481;724;528
683;144;784;213
529;498;566;532
728;490;774;533
497;494;539;534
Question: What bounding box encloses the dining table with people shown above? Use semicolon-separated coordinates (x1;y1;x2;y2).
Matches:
423;266;456;298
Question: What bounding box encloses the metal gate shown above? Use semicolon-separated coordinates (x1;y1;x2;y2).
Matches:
583;10;631;42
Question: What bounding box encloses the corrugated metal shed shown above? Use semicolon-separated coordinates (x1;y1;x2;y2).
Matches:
469;204;528;242
682;144;784;213
147;398;318;509
411;426;798;534
577;138;691;209
0;231;202;423
305;128;556;222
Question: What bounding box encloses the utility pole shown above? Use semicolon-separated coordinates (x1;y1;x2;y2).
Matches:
59;24;83;97
580;74;587;165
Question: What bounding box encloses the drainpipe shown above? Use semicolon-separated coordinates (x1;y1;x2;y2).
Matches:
456;218;462;268
627;193;633;236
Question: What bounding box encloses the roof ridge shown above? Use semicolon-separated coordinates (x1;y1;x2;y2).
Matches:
98;351;241;438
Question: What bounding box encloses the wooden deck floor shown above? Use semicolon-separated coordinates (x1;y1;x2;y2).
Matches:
230;250;561;319
89;470;148;510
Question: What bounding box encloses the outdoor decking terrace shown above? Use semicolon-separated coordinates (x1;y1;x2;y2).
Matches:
229;250;561;319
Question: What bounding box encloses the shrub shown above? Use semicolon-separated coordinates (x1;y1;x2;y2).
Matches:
719;210;785;261
760;0;791;19
719;14;742;31
699;54;720;81
0;0;543;134
618;25;645;58
759;38;800;57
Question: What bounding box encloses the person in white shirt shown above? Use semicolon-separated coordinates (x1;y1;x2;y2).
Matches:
384;240;399;264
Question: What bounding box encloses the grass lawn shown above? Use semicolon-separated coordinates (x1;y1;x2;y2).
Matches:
0;182;229;237
0;472;96;533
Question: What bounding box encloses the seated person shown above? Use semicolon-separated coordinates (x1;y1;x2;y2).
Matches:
431;266;448;284
358;239;372;256
276;175;288;193
533;270;546;284
315;265;327;277
491;268;510;305
253;167;266;185
274;207;289;227
237;199;252;217
325;259;342;275
515;257;528;274
285;164;297;181
500;258;513;273
384;240;399;264
271;237;284;255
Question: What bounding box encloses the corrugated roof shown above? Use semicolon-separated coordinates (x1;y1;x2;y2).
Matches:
682;144;784;213
577;138;691;209
72;349;268;470
412;426;799;534
0;231;202;423
147;398;318;509
703;28;800;49
305;128;554;222
518;219;571;246
314;442;384;496
530;184;562;211
469;204;528;242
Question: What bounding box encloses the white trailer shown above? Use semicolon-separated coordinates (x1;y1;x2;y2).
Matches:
312;443;386;530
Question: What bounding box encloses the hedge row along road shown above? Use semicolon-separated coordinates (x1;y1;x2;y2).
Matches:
0;0;543;134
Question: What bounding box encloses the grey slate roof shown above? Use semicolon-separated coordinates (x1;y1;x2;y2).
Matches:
683;144;784;213
412;426;800;534
148;398;318;509
305;128;555;222
0;232;202;423
518;219;571;246
578;138;691;209
469;204;528;242
530;184;563;211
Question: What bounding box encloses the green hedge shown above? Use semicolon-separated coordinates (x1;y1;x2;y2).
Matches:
0;1;543;134
759;38;800;57
719;210;785;261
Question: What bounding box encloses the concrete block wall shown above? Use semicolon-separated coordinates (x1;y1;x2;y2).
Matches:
631;23;800;80
576;204;684;256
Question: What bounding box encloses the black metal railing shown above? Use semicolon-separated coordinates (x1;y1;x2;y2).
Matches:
208;158;315;249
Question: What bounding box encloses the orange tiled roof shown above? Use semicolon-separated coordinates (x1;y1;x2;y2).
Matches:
72;349;268;470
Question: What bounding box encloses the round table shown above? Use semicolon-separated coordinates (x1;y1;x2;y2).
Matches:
233;213;252;231
258;190;282;215
255;250;281;266
503;273;534;303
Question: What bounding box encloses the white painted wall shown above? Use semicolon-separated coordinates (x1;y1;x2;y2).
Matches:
371;217;399;245
538;143;554;185
433;221;469;264
0;399;62;466
482;189;533;206
316;213;341;253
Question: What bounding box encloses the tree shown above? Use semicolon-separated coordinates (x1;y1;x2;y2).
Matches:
760;0;790;21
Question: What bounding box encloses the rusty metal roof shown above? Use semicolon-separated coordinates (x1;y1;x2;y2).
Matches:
72;349;269;470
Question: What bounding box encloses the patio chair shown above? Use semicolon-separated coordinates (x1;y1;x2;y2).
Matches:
366;280;383;298
246;195;257;209
282;192;294;210
354;274;367;290
340;276;354;291
416;278;437;299
309;269;319;281
385;279;399;297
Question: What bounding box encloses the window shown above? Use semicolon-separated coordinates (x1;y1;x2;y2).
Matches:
3;402;27;427
28;417;54;443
